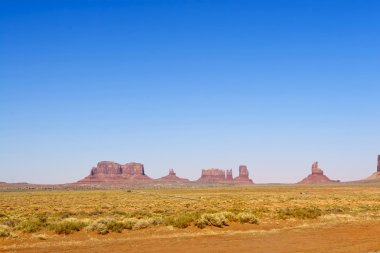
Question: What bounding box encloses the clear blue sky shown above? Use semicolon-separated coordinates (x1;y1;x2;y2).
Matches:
0;0;379;184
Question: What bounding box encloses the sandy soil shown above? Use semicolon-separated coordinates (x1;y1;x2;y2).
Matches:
1;220;380;253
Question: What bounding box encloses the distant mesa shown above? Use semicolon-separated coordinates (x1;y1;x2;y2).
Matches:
77;161;152;184
366;155;380;180
156;169;190;182
298;162;339;184
197;168;232;183
197;165;253;184
77;162;253;185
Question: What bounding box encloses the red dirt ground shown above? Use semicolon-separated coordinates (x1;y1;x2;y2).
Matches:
1;220;380;253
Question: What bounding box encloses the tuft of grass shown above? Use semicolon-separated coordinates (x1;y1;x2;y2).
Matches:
277;207;322;220
59;211;74;219
0;225;10;237
88;210;104;216
237;212;258;224
49;218;87;235
126;210;154;219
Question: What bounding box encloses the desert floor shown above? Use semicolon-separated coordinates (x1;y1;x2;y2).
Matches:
1;184;380;252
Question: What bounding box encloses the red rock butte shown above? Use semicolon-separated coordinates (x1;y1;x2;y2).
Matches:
77;161;152;184
234;165;253;184
156;169;190;183
298;162;339;184
197;165;253;184
366;155;380;180
77;161;254;185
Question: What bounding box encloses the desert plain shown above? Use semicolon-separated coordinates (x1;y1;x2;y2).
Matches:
1;183;380;253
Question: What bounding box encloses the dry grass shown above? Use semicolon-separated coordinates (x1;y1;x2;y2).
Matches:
0;184;380;237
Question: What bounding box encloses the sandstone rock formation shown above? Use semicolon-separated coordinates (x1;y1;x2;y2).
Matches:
197;168;230;183
156;169;190;182
366;155;380;180
77;161;151;184
234;165;253;184
298;162;339;184
197;166;253;184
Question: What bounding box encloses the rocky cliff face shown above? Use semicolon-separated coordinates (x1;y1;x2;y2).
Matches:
77;161;151;184
298;162;339;184
156;169;190;182
197;169;228;183
234;165;253;184
365;155;380;180
197;166;253;184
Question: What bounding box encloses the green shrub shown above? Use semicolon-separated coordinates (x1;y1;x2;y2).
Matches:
237;212;258;224
0;225;10;237
220;212;237;222
18;218;45;233
89;222;108;235
148;217;163;226
106;219;125;233
164;214;194;228
195;213;229;229
123;218;139;230
50;218;86;235
277;207;322;220
132;219;150;230
88;218;125;234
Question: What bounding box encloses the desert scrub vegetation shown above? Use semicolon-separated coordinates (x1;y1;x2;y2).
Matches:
195;211;258;228
17;218;47;233
1;184;380;237
277;207;322;220
88;218;125;234
237;212;259;224
87;217;162;234
0;225;10;237
196;213;230;228
49;218;87;234
164;214;195;228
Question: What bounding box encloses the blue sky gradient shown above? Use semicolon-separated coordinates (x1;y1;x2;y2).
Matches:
1;0;379;183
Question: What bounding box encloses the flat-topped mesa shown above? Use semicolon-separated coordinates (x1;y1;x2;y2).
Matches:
156;169;190;182
197;168;229;183
197;166;252;184
77;161;151;184
298;162;339;184
234;165;253;184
